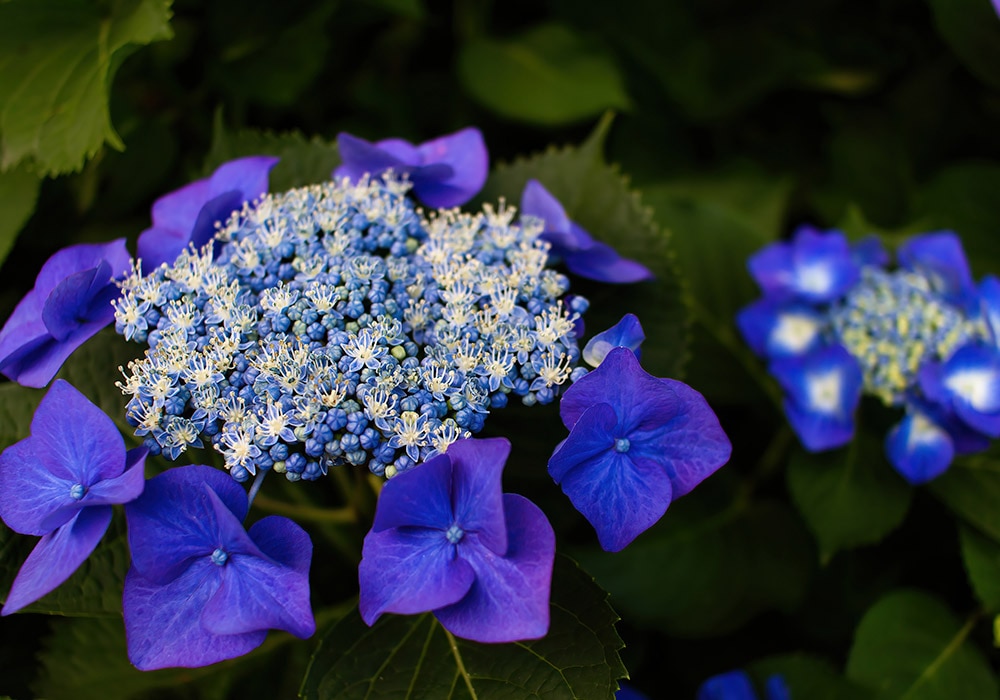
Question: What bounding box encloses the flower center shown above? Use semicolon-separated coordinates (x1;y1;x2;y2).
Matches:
69;483;87;500
211;548;230;566
614;438;631;453
445;523;465;545
828;267;985;405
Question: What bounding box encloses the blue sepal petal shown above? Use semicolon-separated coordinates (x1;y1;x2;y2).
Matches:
697;670;759;700
737;299;825;359
885;410;954;484
583;313;645;368
897;231;975;308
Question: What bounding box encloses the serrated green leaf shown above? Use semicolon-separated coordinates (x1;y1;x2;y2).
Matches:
786;433;913;561
458;23;630;125
575;500;812;638
0;162;41;266
479;114;688;379
926;0;1000;90
299;555;626;700
846;589;998;700
749;654;874;700
930;453;1000;543
0;515;128;617
0;381;42;451
960;525;1000;612
55;328;140;434
205;116;341;193
643;170;788;404
0;0;174;175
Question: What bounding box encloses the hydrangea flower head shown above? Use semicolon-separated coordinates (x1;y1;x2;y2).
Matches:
123;464;314;670
137;155;279;271
520;179;654;284
697;670;791;700
0;240;131;387
747;225;859;304
358;437;555;643
115;176;586;482
0;380;146;614
739;227;997;483
548;344;732;551
335;128;488;208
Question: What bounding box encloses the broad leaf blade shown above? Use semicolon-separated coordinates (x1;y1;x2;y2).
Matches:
846;590;998;700
787;433;913;560
0;163;41;267
300;555;626;700
930;453;1000;543
960;525;1000;612
480;115;689;379
0;0;174;175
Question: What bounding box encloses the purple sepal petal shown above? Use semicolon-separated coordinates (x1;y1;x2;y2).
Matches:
126;465;249;583
434;494;554;642
522;179;572;234
201;517;314;639
851;235;890;268
0;439;79;536
549;402;673;552
2;506;112;615
583;313;646;367
138;156;278;270
123;563;265;671
697;670;758;700
359;527;475;625
885;411;954;484
33;240;131;297
563;243;655;284
771;345;862;452
371;453;454;532
897;231;976;309
41;261;114;341
83;448;148;506
737;299;824;359
335;133;408;182
446;438;509;555
30;380;126;484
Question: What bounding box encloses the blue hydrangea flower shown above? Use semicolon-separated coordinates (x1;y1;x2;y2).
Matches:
137;155;279;271
739;227;996;484
123;464;314;670
747;225;859;304
582;312;645;367
520;179;654;284
0;380;147;614
548;345;732;551
115;176;586;482
335;128;488;208
0;240;131;388
698;670;791;700
358;437;555;643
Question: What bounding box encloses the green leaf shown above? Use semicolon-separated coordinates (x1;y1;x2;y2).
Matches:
930;453;1000;543
960;525;1000;612
457;23;630;125
56;328;140;434
205;115;341;193
299;555;626;699
0;515;129;617
749;654;874;700
479;114;689;379
786;433;913;561
846;589;998;700
574;500;812;638
0;382;42;451
0;162;41;266
643;168;789;404
926;0;1000;90
914;163;1000;277
0;0;174;175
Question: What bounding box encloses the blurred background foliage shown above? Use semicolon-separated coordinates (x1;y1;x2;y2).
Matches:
2;0;1000;697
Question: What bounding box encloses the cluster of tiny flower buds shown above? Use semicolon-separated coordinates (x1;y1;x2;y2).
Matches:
114;175;588;482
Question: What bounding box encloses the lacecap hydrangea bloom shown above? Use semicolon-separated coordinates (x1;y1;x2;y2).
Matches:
738;226;1000;483
114;174;588;482
0;380;147;614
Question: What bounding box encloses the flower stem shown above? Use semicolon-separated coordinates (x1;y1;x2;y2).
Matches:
251;494;357;524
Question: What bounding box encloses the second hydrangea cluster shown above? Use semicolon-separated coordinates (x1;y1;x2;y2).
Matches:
114;175;587;482
739;227;1000;483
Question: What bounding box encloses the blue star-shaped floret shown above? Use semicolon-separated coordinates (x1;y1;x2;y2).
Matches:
358;437;555;643
919;342;1000;438
123;464;314;670
747;225;859;304
548;346;731;552
335;128;488;209
137;155;279;271
0;380;147;614
697;670;791;700
520;179;654;284
737;298;826;359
